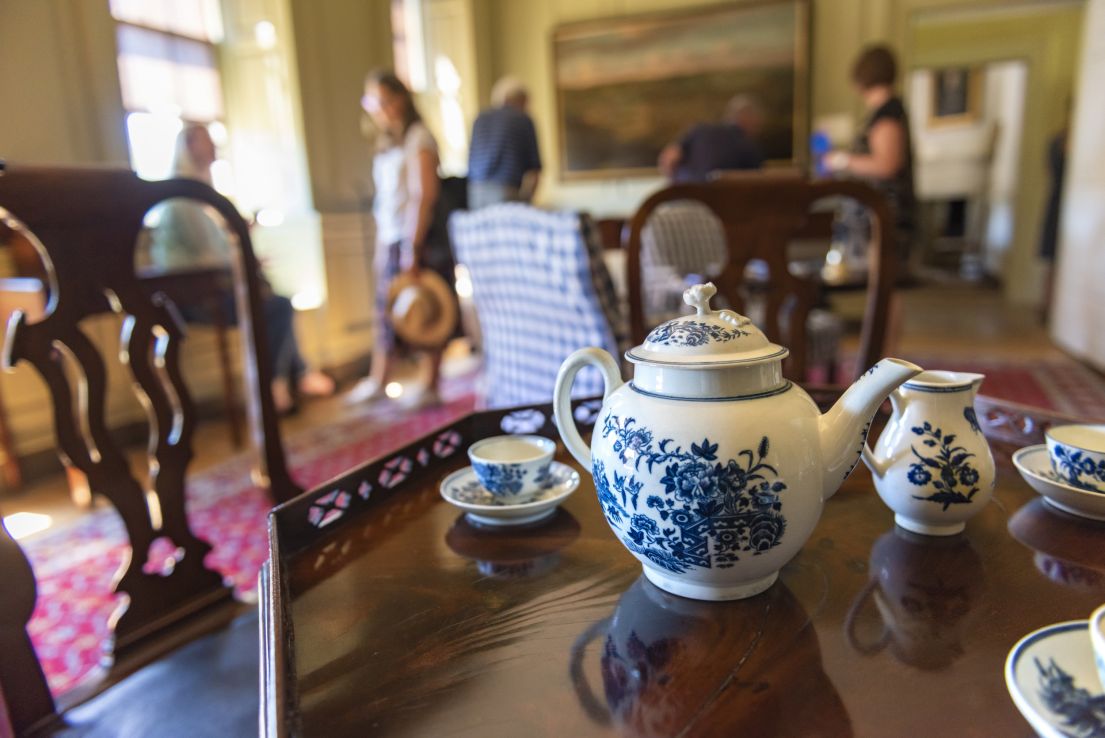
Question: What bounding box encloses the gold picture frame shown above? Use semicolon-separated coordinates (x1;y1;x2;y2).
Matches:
551;0;810;180
928;66;982;127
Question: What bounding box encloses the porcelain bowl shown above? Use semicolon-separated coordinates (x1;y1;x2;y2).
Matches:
1045;425;1105;493
468;435;556;503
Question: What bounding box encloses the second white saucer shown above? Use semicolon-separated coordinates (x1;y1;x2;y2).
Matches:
1006;620;1105;738
440;461;580;527
1013;445;1105;522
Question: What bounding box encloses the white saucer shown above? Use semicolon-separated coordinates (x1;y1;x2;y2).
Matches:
1006;620;1105;738
1014;445;1105;522
440;461;580;527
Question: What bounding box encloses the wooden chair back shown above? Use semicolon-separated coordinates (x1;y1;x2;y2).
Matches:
0;164;299;733
0;516;52;735
625;178;897;381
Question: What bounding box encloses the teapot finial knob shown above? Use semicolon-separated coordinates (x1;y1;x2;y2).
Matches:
684;283;717;316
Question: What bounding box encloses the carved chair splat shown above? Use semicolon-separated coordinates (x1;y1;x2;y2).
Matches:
0;166;300;692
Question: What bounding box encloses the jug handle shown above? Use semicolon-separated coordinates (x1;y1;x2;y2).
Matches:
844;579;890;655
861;393;899;480
554;348;623;469
568;616;615;726
861;442;888;480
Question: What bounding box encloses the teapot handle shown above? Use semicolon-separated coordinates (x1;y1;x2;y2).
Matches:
568;616;615;726
554;348;623;469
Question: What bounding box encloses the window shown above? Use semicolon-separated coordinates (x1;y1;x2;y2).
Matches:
391;0;427;91
110;0;230;186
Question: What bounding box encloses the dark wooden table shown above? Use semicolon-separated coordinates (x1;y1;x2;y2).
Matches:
262;393;1104;737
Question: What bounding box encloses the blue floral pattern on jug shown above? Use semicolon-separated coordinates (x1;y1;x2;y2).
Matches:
964;406;981;434
1052;445;1105;493
1034;657;1105;736
593;414;787;574
645;320;747;347
472;462;526;496
906;422;981;510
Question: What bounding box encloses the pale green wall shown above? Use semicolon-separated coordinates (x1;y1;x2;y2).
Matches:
289;0;394;213
0;0;128;165
1051;0;1105;368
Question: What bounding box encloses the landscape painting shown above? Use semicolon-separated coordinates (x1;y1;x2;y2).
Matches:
553;0;809;178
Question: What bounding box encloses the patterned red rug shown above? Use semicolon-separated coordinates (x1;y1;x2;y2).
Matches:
833;355;1105;420
905;357;1105;419
23;391;476;697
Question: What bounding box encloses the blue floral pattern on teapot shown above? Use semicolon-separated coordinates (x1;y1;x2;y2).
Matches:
593;414;787;574
645;320;748;347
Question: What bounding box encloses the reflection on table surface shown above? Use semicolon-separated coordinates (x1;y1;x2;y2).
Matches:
274;425;1105;737
571;570;847;738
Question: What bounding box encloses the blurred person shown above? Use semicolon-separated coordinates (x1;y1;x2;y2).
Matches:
350;70;451;406
658;94;766;182
1039;121;1069;322
467;76;542;209
150;125;334;413
822;45;916;263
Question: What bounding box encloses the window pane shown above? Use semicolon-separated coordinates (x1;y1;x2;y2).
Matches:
110;0;223;42
125;112;184;180
116;25;224;121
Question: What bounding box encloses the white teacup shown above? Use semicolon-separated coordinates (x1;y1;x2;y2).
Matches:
468;435;556;504
1090;603;1105;691
1046;425;1105;493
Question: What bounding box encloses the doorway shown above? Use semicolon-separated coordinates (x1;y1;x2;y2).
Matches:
907;1;1084;304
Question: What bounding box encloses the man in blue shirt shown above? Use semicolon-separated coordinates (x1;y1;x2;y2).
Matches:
467;77;542;209
658;95;766;182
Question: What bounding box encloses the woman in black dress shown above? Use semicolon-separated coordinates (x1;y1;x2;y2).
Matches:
825;45;917;266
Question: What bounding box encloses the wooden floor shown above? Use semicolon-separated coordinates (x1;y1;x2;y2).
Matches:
0;282;1071;533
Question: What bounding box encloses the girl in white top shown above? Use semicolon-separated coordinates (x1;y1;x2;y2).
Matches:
351;70;446;406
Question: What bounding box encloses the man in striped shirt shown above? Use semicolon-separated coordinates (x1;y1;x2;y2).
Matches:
467;77;542;209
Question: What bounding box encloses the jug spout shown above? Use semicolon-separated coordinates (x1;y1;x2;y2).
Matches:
819;358;923;499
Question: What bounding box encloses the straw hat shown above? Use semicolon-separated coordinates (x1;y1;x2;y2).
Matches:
386;270;458;349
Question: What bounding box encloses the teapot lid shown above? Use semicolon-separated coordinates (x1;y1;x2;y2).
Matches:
626;283;787;367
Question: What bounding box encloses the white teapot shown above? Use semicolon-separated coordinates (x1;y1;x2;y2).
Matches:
554;283;922;601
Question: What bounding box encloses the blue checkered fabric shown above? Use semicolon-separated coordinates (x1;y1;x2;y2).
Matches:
450;204;625;408
641;200;729;325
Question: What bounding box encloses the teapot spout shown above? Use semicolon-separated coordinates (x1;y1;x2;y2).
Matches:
819;358;923;500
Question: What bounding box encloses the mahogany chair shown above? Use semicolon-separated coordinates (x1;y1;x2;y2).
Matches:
0;164;299;499
0;164;301;734
625;178;898;382
0;226;249;498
